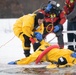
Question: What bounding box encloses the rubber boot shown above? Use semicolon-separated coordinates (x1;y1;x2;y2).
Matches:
24;49;30;57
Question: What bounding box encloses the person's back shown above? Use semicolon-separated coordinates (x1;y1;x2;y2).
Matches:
13;14;35;37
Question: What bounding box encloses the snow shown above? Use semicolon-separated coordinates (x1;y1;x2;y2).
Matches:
0;19;67;64
0;32;25;64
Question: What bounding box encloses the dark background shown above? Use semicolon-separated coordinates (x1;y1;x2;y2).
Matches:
0;0;65;18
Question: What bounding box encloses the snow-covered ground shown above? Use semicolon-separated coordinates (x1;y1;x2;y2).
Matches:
0;19;68;64
0;19;24;64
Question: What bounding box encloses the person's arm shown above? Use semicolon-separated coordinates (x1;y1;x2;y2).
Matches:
22;15;34;37
13;16;24;37
67;3;76;21
59;11;66;25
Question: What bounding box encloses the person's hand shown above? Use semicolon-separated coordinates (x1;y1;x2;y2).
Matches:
8;61;17;65
45;4;52;13
34;32;42;41
71;52;76;58
53;24;63;33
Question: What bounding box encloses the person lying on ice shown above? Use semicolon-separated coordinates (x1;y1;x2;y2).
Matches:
8;39;76;68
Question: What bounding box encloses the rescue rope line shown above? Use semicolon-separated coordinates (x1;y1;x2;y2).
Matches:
46;30;76;44
0;36;15;48
0;31;76;48
33;8;41;14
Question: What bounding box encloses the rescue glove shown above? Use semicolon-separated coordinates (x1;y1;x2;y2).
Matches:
45;3;52;13
8;60;19;65
8;61;17;65
71;52;76;58
53;24;63;33
34;32;43;41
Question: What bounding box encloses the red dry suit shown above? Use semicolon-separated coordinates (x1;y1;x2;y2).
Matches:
39;5;66;48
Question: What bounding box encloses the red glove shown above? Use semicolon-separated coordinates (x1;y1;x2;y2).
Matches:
30;37;36;44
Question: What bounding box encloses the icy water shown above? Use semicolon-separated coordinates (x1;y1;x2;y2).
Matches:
0;63;48;75
1;63;76;75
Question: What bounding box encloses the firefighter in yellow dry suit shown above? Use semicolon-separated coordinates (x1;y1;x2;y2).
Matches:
13;13;44;57
8;40;76;68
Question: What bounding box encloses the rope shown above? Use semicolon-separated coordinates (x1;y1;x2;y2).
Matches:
0;30;76;48
44;32;56;43
45;30;76;44
0;36;15;48
48;36;56;43
33;8;41;14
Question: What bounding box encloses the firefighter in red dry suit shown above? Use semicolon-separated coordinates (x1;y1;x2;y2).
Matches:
13;13;44;57
37;0;66;49
63;0;76;51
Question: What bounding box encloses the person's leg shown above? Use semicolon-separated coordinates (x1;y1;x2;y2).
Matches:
73;22;76;51
67;21;74;51
67;33;74;51
56;31;64;49
23;34;31;57
33;42;41;51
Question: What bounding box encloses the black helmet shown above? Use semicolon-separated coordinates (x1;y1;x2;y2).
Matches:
58;57;67;65
36;13;44;20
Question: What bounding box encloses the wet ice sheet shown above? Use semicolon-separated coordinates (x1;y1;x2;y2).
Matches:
0;63;76;75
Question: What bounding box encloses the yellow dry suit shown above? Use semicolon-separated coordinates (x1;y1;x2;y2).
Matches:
13;13;44;56
16;41;76;68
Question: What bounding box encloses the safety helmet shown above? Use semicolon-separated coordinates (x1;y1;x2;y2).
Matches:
34;13;44;30
46;57;74;68
58;57;67;65
36;13;44;19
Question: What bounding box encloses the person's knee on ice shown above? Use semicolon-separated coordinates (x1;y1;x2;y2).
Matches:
23;34;31;57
